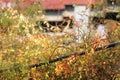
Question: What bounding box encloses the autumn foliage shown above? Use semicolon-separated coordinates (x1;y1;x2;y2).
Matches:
0;3;120;80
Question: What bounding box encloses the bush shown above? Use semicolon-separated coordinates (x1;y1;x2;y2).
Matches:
0;8;19;33
0;6;120;80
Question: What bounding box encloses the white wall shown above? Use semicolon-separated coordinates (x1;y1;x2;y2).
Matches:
74;5;90;43
74;5;90;23
45;15;63;21
45;10;63;21
1;2;15;9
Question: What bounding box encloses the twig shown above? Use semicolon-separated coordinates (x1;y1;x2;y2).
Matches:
0;41;120;73
29;41;120;68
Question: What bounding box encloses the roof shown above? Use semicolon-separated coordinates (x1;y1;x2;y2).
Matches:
63;0;88;5
1;0;95;10
40;0;65;10
1;0;34;9
2;0;14;2
40;0;95;10
1;0;35;3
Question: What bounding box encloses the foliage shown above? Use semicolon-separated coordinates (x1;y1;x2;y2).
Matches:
0;5;120;80
116;0;120;4
22;2;44;17
0;8;19;33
